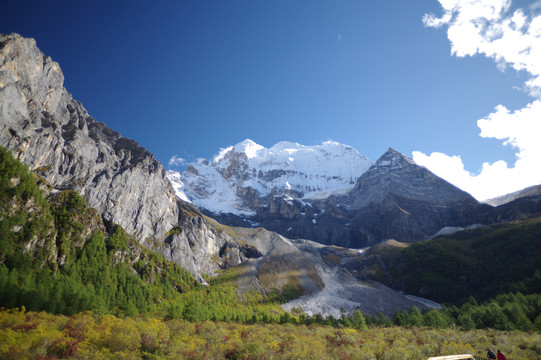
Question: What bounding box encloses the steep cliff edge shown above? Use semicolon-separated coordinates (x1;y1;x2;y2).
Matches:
0;33;179;243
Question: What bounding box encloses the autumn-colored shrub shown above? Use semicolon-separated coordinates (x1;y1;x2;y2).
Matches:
2;309;541;359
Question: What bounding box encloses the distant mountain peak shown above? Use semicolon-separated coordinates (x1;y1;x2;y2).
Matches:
168;140;374;215
372;148;416;169
236;138;263;152
214;139;264;162
349;147;476;209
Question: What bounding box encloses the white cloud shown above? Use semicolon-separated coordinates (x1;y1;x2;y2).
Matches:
413;100;541;200
424;0;541;95
414;0;541;201
168;155;186;167
477;101;541;160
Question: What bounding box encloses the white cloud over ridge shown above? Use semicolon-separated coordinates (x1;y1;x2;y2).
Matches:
168;155;186;167
414;0;541;201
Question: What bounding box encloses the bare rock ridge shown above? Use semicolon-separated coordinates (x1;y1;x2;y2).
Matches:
324;148;489;246
484;184;541;207
346;147;475;208
0;33;179;243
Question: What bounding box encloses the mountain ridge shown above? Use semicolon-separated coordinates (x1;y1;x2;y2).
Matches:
484;184;541;207
170;140;490;248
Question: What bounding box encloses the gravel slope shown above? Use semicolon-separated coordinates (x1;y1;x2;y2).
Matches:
281;239;441;317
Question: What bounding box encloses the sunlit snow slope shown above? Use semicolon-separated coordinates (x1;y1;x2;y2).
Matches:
167;139;373;215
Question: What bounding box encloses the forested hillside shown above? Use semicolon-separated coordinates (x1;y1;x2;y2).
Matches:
389;218;541;304
0;146;198;315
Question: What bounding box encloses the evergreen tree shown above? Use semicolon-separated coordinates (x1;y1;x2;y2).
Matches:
351;310;367;330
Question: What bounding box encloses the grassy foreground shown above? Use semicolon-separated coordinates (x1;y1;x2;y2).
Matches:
1;308;540;360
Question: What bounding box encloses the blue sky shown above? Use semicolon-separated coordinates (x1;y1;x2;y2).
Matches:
1;0;540;200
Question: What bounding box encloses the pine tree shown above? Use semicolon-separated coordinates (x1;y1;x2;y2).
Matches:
352;310;367;330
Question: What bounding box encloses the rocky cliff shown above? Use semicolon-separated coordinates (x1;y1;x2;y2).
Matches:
154;201;325;296
0;33;255;283
0;33;179;243
148;202;264;284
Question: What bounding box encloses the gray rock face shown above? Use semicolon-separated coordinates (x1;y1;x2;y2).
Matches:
0;33;179;243
326;148;490;246
150;203;263;283
346;148;475;209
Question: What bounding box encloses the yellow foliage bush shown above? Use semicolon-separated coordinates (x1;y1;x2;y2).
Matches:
1;309;541;359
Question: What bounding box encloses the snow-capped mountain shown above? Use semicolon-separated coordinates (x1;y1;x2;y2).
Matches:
168;143;493;248
167;139;373;216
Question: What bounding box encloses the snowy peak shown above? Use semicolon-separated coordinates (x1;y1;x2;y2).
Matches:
371;147;416;171
233;139;264;158
214;138;369;174
167;140;374;215
252;140;371;177
214;139;264;163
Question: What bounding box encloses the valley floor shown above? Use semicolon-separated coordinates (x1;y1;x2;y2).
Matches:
1;308;540;360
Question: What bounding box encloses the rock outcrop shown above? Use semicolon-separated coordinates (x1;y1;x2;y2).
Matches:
0;33;179;243
149;202;263;283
